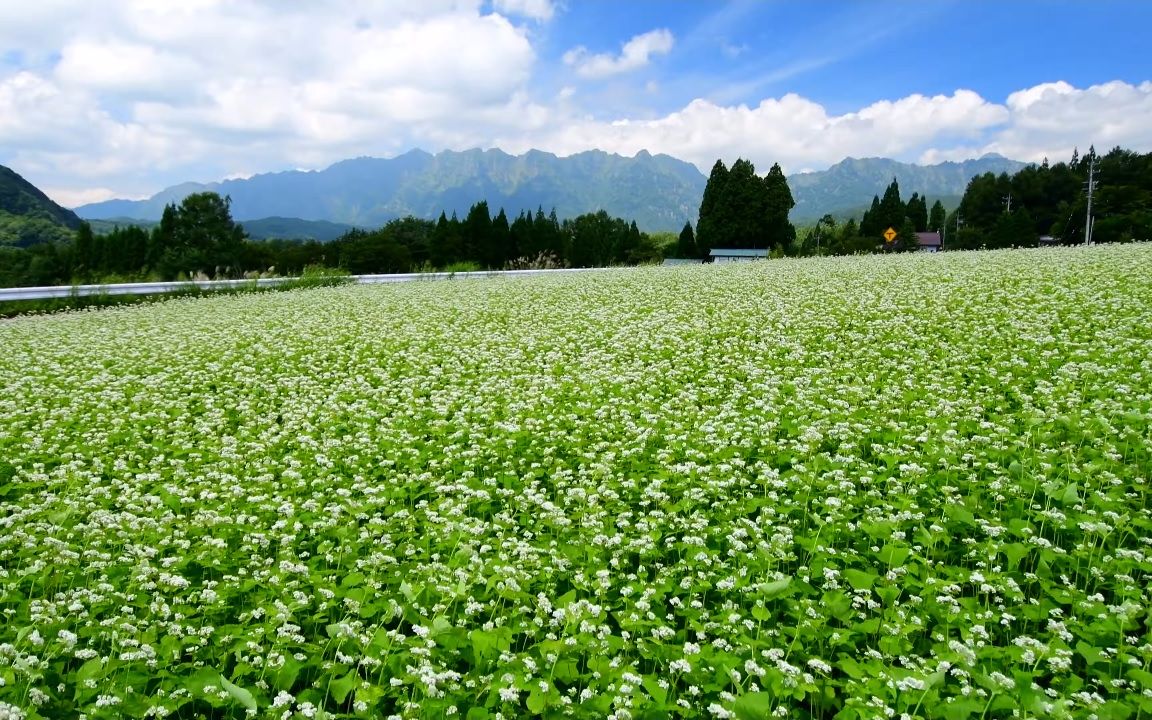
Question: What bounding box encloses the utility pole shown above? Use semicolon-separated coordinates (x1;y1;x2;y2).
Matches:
1084;153;1097;246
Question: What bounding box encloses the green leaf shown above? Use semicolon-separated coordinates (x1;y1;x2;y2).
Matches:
843;568;878;591
526;689;547;714
185;667;223;698
1060;482;1080;505
1128;666;1152;690
938;698;982;720
466;708;491;720
76;657;104;683
878;544;910;567
838;656;865;680
471;629;505;663
642;674;668;706
759;576;793;599
733;692;774;720
274;657;302;692
219;674;258;713
330;671;359;705
1001;543;1029;569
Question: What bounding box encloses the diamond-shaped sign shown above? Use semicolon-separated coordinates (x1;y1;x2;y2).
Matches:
883;227;897;242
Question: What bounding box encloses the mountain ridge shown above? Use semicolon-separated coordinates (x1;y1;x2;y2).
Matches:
1;164;84;246
77;149;706;233
788;154;1028;220
74;149;1031;231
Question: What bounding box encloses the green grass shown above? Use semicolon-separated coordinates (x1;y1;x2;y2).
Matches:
0;245;1150;719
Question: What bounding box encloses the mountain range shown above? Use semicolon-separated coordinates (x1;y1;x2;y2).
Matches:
76;149;706;233
74;149;1028;232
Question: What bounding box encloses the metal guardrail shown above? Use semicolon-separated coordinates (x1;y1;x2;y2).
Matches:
0;267;609;302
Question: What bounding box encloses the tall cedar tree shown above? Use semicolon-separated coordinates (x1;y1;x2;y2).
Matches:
929;200;947;232
676;221;697;258
906;193;929;232
762;162;796;251
464;201;492;265
696;160;730;253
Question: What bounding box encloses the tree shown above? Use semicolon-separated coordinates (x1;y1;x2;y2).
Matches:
73;221;94;276
722;158;766;249
464;201;492;265
158;192;247;277
878;178;906;233
929;200;946;232
859;196;882;238
697;157;795;255
799;214;836;256
696;159;730;253
906;192;929;232
490;208;512;267
895;218;920;252
762;163;796;251
675;221;697;258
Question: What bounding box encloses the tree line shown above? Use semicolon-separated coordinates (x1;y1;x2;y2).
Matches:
0;194;668;287
945;146;1151;249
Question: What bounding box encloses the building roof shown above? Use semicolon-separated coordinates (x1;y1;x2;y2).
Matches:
915;232;942;247
708;248;770;257
662;258;702;266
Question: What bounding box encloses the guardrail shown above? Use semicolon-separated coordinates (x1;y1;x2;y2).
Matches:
0;267;609;302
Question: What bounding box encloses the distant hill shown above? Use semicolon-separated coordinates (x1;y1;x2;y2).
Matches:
0;165;82;246
90;215;359;242
76;149;708;233
789;154;1028;222
74;149;1031;232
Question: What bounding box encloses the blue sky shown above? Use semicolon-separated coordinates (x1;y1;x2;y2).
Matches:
0;0;1149;206
544;0;1151;114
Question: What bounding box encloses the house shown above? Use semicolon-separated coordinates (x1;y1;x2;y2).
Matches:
915;232;943;252
708;248;769;263
1038;235;1061;247
661;258;703;266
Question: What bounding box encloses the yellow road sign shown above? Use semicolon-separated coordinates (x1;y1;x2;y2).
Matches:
883;227;897;242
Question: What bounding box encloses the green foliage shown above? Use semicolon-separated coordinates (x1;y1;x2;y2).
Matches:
0;211;76;247
0;164;82;231
954;146;1152;246
697;157;796;254
906;192;929;232
675;221;698;258
929;199;947;232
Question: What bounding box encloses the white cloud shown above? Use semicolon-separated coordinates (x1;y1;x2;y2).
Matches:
40;186;137;207
492;0;555;22
564;29;674;79
500;89;1010;173
0;1;539;201
498;82;1152;177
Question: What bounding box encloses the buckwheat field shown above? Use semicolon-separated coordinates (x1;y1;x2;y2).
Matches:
1;245;1151;720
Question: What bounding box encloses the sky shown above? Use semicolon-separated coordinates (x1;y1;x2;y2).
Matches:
2;0;1151;208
